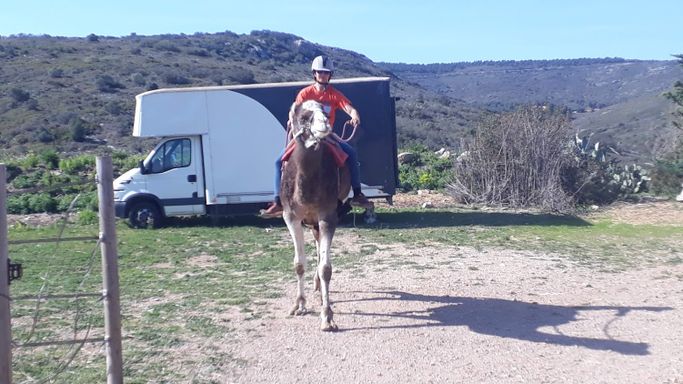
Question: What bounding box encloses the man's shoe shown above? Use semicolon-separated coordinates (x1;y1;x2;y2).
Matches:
260;202;283;218
350;193;372;208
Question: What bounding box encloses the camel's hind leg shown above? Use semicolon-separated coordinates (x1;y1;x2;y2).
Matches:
283;212;307;316
317;218;338;332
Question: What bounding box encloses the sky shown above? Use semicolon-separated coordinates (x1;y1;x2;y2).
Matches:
1;0;681;63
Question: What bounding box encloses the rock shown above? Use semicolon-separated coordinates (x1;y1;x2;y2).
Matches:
421;201;434;208
397;152;417;164
456;151;469;162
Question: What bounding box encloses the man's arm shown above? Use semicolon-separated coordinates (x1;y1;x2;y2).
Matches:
343;103;361;128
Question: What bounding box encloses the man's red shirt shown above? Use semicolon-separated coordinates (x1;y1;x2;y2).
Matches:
295;84;351;126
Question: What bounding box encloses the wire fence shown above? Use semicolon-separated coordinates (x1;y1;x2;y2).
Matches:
1;156;122;384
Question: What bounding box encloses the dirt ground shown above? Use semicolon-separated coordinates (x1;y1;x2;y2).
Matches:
216;193;683;384
7;194;683;383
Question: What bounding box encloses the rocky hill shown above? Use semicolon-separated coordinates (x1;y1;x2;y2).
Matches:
0;31;477;158
1;30;681;161
381;59;683;160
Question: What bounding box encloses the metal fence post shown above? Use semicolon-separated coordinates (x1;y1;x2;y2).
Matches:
96;156;123;384
1;164;13;384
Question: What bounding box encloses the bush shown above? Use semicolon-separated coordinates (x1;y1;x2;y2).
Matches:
59;154;95;175
78;209;99;225
96;75;124;93
131;72;146;86
225;67;255;84
39;149;60;169
10;88;30;102
448;106;573;210
649;158;683;197
161;72;191;85
30;193;58;213
561;135;650;205
398;144;452;191
70;118;91;142
49;68;64;78
37;128;55;143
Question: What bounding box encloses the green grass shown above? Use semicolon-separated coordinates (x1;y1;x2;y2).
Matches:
7;206;683;382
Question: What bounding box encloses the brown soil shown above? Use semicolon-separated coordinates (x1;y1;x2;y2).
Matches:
8;194;683;383
216;193;683;383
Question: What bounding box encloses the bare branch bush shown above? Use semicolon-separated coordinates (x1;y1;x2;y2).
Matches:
448;106;573;211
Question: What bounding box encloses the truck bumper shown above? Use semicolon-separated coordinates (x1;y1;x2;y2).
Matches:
114;201;127;219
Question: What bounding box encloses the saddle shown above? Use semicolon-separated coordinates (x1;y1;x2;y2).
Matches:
281;138;348;167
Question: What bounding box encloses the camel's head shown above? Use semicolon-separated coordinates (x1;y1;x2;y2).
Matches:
292;100;332;148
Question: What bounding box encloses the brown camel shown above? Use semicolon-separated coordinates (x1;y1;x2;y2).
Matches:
280;100;351;331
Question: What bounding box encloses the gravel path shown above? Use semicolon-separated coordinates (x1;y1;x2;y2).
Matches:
221;239;683;384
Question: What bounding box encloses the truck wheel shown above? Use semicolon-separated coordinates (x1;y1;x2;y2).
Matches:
128;202;162;229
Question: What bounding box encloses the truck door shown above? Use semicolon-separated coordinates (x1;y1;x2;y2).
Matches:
145;137;205;215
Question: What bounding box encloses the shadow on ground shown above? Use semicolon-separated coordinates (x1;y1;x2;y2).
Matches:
336;291;672;356
360;210;591;228
163;209;590;229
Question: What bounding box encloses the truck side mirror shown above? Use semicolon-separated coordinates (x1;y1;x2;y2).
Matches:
138;160;148;175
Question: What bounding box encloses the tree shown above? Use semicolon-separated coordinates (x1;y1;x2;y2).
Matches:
651;54;683;196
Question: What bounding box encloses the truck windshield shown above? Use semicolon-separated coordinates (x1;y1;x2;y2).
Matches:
149;138;191;173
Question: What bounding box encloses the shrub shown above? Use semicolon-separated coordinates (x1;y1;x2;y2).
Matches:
155;40;180;53
561;135;650;205
449;106;573;210
39;149;60;169
96;75;124;93
398;144;453;191
225;67;255;84
87;33;99;42
59;154;95;175
49;68;64;78
37;128;55;143
131;72;146;86
649;157;683;197
70;118;90;142
162;72;191;85
10;88;30;103
78;209;99;225
28;193;58;213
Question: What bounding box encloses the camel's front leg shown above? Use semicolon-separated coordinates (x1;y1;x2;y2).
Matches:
284;213;307;316
317;219;338;331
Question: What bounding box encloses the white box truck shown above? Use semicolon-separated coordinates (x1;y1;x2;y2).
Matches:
113;77;398;228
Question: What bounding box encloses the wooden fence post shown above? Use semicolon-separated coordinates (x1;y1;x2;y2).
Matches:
96;156;123;384
1;164;13;384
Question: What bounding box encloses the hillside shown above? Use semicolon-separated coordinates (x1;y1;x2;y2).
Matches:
1;31;681;161
0;31;478;157
382;59;683;160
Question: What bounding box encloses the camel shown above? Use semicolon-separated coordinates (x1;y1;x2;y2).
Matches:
280;100;352;331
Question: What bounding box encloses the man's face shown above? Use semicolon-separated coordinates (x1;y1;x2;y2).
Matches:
314;70;331;84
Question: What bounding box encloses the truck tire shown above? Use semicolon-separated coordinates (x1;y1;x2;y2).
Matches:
128;202;162;229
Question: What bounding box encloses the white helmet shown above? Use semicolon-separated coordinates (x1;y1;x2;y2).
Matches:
311;55;334;73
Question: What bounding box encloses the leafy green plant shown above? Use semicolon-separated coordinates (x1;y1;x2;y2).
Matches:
562;134;650;205
59;154;95;175
398;144;452;191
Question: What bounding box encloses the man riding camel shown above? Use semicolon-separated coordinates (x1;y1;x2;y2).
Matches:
261;55;371;218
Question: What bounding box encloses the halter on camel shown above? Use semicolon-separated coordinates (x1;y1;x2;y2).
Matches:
280;100;351;331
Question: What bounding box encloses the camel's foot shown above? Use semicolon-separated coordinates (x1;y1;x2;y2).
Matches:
320;319;339;332
289;298;307;316
290;305;307;316
320;306;338;332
